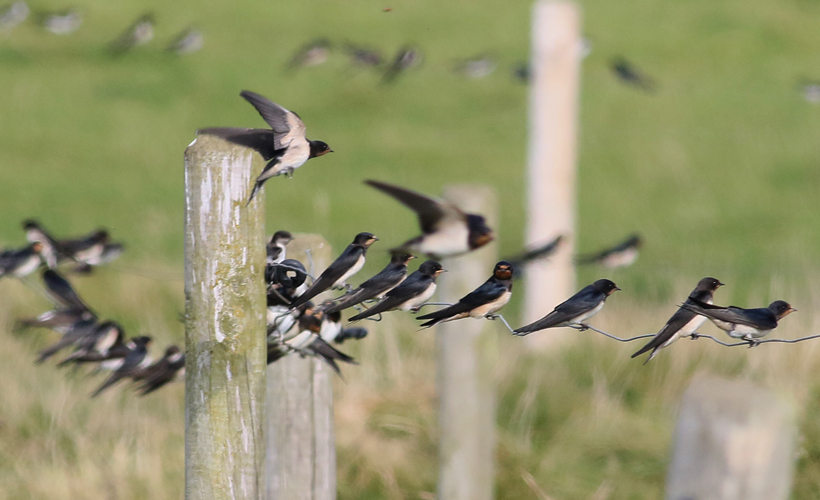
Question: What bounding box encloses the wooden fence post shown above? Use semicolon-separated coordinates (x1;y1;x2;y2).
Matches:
436;185;498;500
266;234;336;500
184;133;268;500
666;376;796;500
523;0;581;348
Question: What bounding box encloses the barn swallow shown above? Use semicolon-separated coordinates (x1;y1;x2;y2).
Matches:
15;307;94;334
0;1;28;31
266;230;293;266
109;13;154;54
578;234;642;268
133;345;185;395
58;229;109;261
321;253;415;314
505;235;563;273
348;260;445;322
453;55;496;79
417;261;513;328
631;277;724;363
40;9;81;35
681;299;796;344
55;321;126;367
166;27;203;55
288;232;378;310
611;58;656;91
200;91;332;203
72;242;124;274
23;220;62;268
42;269;94;313
334;326;368;343
383;46;422;83
343;42;382;67
0;242;43;279
799;81;820;103
365;180;494;259
35;317;98;363
91;336;152;397
267;258;308;306
513;279;620;335
288;39;332;69
267;307;357;375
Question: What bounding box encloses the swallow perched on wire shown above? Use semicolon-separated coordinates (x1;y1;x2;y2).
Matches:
348;260;445;322
681;299;796;344
288;38;332;69
321;253;415;314
578;234;642;269
631;277;724;363
288;232;379;310
505;235;563;274
109;13;155;54
18;269;96;334
200;91;333;203
23;220;63;268
55;322;126;367
42;269;94;313
417;261;513;328
266;230;293;266
513;279;620;336
35;317;99;363
91;336;152;397
132;345;185;395
0;242;43;279
611;58;656;92
365;180;494;259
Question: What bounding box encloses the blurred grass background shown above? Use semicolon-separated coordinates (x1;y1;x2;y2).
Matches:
1;0;819;497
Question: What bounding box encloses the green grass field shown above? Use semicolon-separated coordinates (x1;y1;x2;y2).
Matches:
1;0;820;498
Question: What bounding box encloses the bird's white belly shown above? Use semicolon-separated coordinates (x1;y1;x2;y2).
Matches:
320;321;342;343
566;300;604;325
333;255;365;287
727;324;770;339
399;283;437;310
74;245;104;264
11;256;41;277
469;290;512;318
280;140;310;169
415;224;470;257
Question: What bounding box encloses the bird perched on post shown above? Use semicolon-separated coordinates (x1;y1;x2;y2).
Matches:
365;180;494;259
681;299;796;345
288;232;379;310
417;261;513;328
321;252;415;314
513;279;620;335
578;234;642;269
348;260;445;322
200;91;333;204
631;277;724;363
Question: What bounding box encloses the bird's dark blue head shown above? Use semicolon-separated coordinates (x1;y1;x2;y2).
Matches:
418;260;445;277
390;252;416;265
353;232;379;247
768;301;796;319
309;140;333;158
592;279;620;295
696;277;724;292
22;220;41;231
272;259;307;289
165;345;181;357
466;214;494;249
271;230;293;245
625;234;643;248
493;261;513;280
133;335;152;347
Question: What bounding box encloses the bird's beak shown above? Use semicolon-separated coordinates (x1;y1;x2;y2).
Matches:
718;282;725;287
615;287;622;291
329;149;335;153
790;307;798;313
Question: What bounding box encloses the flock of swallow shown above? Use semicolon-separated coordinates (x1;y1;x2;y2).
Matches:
195;89;799;377
0;221;186;396
0;4;203;55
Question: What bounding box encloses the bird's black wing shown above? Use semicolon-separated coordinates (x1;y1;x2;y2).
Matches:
43;270;92;312
289;246;361;310
631;305;698;358
348;274;428;321
307;337;357;377
239;91;305;149
92;346;146;397
514;286;602;334
198;127;280;161
324;265;404;314
365;180;462;234
417;279;507;327
683;299;778;330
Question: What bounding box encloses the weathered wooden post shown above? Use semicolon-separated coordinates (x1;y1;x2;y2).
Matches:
523;0;581;348
436;185;498;500
184;134;268;500
266;234;336;500
666;376;796;500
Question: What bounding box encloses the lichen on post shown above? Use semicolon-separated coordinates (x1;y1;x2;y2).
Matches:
184;133;267;500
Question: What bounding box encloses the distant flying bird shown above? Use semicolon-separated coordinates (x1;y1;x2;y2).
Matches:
92;336;152;397
681;299;796;344
166;27;203;55
200;90;333;203
288;232;379;310
343;42;382;67
109;13;155;54
417;261;513;328
578;234;642;269
0;1;29;30
799;81;820;104
454;55;496;79
513;279;620;336
133;345;185;395
505;235;563;273
40;9;81;35
0;242;43;279
611;58;656;91
365;180;494;259
288;38;332;69
348;260;445;322
321;253;415;314
631;277;724;363
383;46;422;83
